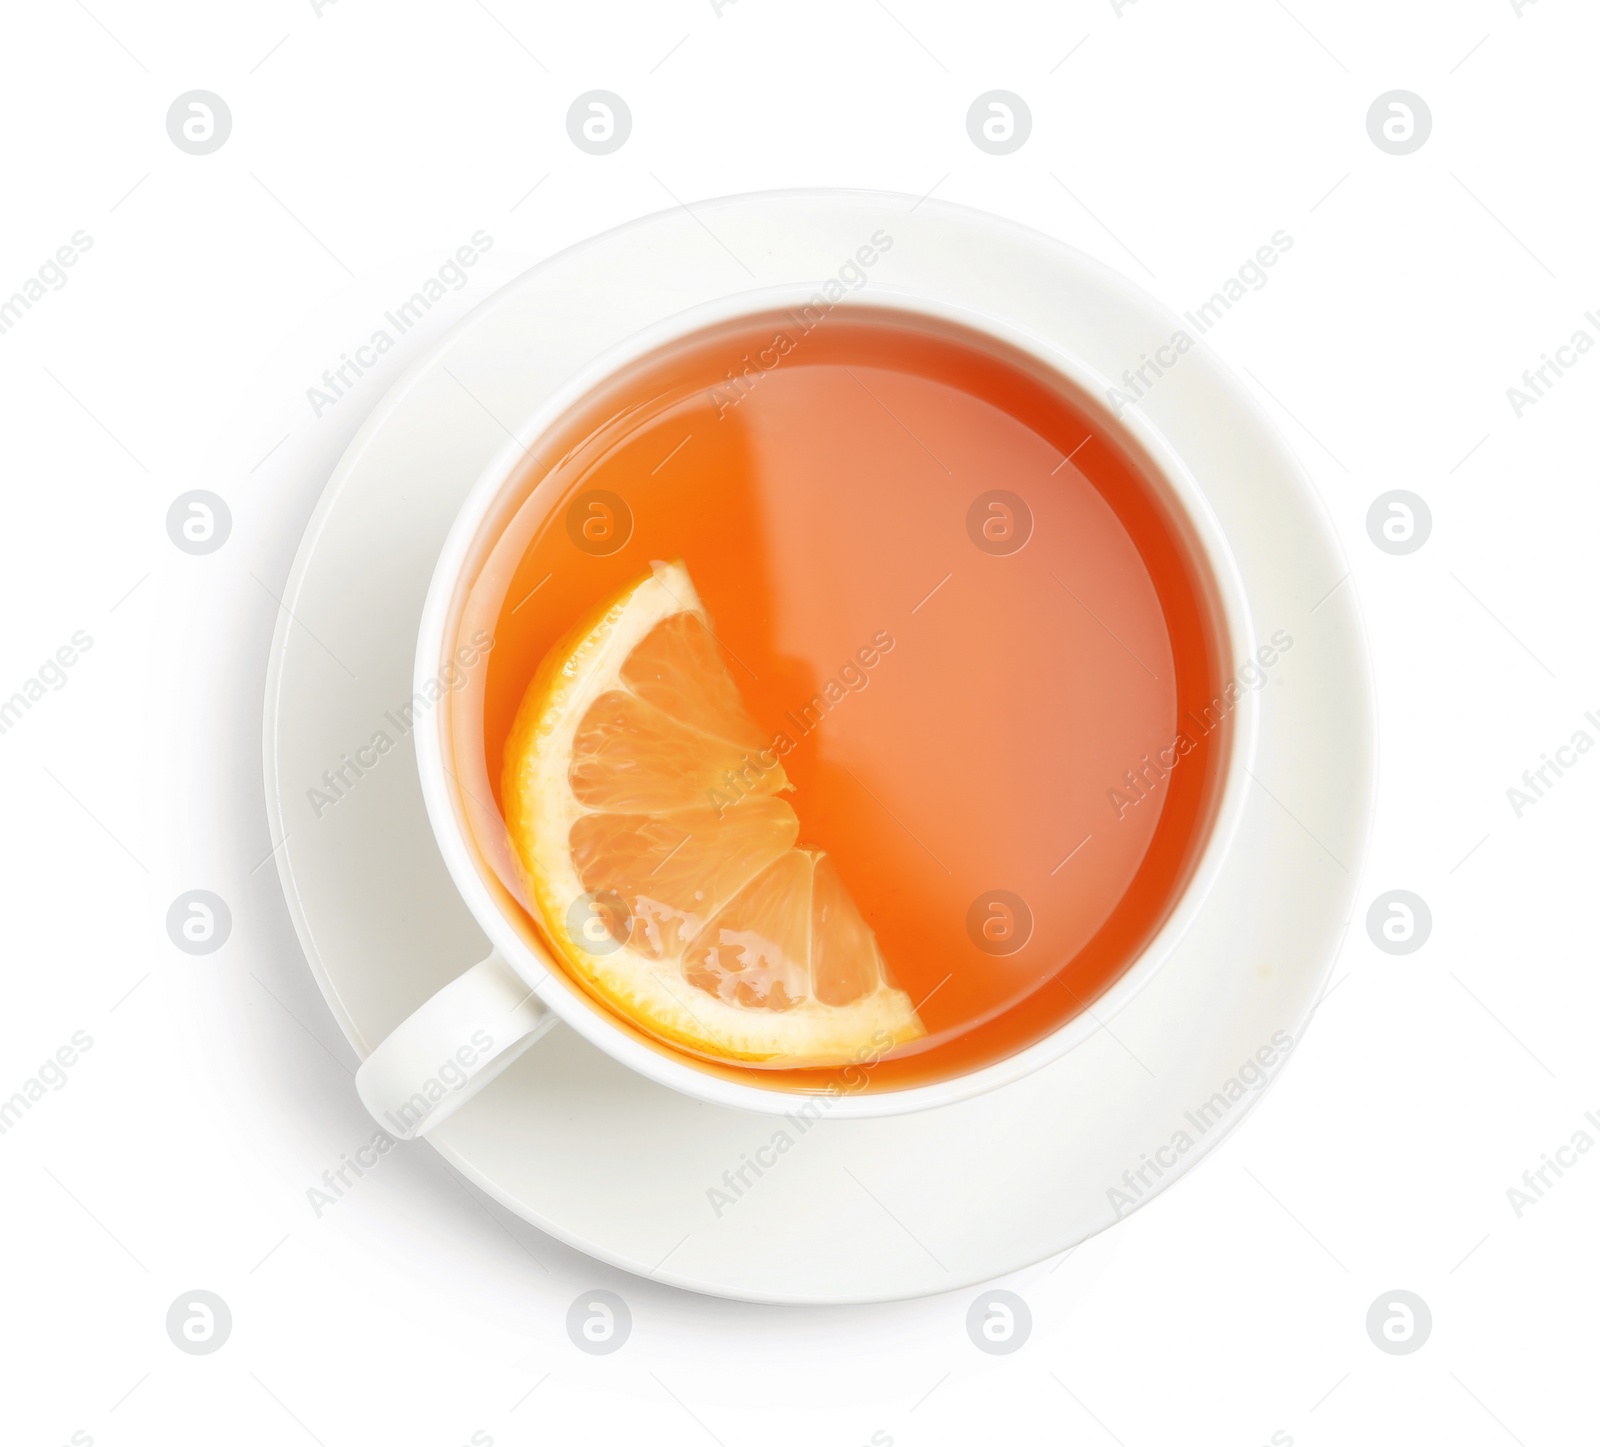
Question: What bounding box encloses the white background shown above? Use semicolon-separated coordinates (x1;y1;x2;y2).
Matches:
2;1;1596;1443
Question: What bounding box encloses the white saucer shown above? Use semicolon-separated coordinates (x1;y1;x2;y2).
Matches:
263;191;1373;1304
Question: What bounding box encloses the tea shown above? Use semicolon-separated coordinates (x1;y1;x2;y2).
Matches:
445;307;1231;1092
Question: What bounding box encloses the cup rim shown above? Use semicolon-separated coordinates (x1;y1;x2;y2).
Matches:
414;279;1260;1120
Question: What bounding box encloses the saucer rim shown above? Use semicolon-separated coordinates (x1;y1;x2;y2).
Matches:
262;187;1375;1302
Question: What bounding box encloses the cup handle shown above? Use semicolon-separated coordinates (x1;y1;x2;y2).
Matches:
355;950;555;1140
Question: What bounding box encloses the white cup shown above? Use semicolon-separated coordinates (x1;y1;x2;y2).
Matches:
355;284;1259;1139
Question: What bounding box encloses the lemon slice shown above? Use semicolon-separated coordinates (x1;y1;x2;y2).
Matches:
502;559;924;1065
